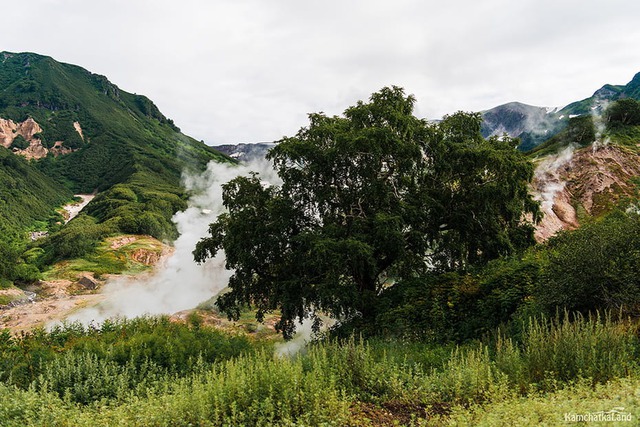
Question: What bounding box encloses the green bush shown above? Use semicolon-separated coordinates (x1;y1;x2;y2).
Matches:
366;254;542;342
9;134;29;150
40;214;114;262
495;312;638;392
1;316;254;400
606;98;640;127
536;210;640;316
0;313;638;425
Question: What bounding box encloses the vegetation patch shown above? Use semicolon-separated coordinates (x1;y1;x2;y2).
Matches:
0;313;638;425
42;234;167;282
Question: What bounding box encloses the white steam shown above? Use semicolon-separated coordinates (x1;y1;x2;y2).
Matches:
274;319;315;357
274;315;336;357
533;98;610;214
65;159;280;325
533;144;575;214
591;99;611;151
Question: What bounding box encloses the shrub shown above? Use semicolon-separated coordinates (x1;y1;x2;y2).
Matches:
536;210;640;316
606;98;640;127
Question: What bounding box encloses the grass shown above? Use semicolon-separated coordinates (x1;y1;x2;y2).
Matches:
0;286;25;305
191;303;283;340
0;295;14;306
0;147;72;234
437;377;640;426
609;125;640;152
42;234;166;281
0;312;637;426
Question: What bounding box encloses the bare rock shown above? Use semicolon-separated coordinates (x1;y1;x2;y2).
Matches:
533;144;640;241
131;248;161;265
78;274;100;290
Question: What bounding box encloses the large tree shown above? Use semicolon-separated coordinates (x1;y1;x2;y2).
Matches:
194;87;540;337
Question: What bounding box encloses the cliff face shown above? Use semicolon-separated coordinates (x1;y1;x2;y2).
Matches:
0;117;47;159
0;117;43;145
532;144;640;241
0;117;85;159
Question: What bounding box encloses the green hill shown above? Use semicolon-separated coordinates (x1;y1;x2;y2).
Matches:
0;52;229;191
560;72;640;117
0;52;235;280
0;146;71;234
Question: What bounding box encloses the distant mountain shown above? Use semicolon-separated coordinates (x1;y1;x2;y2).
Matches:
480;72;640;151
481;102;564;151
212;142;275;162
560;72;640;116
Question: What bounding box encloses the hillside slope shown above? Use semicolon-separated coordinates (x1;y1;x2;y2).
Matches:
0;52;229;192
0;52;232;243
0;146;71;234
532;139;640;241
561;72;640;117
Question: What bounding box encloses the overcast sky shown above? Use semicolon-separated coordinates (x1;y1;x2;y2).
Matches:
2;0;640;144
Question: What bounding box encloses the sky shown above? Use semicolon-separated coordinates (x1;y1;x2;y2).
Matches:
2;0;640;145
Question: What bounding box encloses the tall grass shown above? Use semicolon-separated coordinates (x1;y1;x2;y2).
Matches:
495;311;638;392
0;312;637;425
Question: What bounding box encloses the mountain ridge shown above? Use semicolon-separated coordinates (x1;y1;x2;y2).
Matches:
480;71;640;151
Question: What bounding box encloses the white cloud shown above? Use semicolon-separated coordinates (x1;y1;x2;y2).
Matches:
1;0;640;143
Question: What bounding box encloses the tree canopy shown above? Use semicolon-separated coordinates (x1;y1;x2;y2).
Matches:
194;87;540;337
606;98;640;127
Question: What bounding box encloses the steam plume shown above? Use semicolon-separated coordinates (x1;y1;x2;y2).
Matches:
533;144;575;214
65;159;279;325
591;99;610;151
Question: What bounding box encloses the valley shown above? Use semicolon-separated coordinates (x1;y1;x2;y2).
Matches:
0;279;103;333
1;52;640;426
0;233;172;333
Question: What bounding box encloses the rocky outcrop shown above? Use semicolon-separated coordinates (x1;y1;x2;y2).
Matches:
73;121;84;140
0;117;43;144
532;144;640;241
131;248;162;265
78;274;100;290
0;117;81;159
50;141;73;156
0;117;47;158
0;289;36;310
17;117;42;140
110;236;137;250
0;118;16;146
106;235;171;266
21;139;49;159
29;231;49;241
